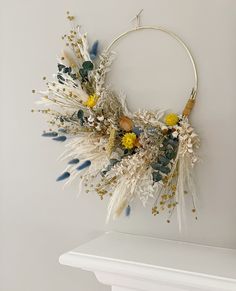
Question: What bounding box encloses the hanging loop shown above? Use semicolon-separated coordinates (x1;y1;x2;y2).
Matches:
129;9;143;28
105;26;198;117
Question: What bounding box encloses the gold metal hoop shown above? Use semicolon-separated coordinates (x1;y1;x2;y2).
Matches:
105;26;198;117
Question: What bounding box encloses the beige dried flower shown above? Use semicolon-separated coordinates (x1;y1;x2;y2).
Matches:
61;49;78;68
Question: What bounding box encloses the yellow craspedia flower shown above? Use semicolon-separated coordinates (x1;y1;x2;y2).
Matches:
84;94;98;108
164;113;179;126
122;132;137;149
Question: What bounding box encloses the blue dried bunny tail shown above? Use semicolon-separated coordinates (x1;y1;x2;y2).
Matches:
56;172;70;181
52;136;67;142
68;158;80;164
125;205;131;217
76;160;91;171
89;40;99;60
42;131;58;137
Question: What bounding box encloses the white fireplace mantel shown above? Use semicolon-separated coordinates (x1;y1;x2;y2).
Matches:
59;232;236;291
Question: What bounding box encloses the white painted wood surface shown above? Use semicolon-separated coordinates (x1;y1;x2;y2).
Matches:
59;232;236;291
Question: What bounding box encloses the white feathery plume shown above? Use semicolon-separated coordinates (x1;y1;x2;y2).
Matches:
94;52;116;96
59;132;109;188
105;150;152;222
76;28;91;61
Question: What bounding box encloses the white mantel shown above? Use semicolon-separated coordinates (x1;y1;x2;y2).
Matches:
59;232;236;291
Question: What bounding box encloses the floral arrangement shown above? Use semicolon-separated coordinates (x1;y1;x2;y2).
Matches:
33;12;200;228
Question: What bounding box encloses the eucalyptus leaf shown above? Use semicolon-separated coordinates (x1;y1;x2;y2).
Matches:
70;73;77;80
106;164;112;171
162;138;169;146
110;159;119;166
152;171;162;182
151;162;162;171
101;170;107;177
79;68;88;79
158;156;170;166
166;150;176;160
124;149;129;155
82;61;94;71
168;139;179;147
63;67;72;74
77;109;84;119
57;74;65;82
158;166;170;174
58;63;65;71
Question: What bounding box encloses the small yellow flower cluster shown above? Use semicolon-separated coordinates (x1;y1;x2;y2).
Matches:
84;94;98;108
164;113;179;126
122;132;137;149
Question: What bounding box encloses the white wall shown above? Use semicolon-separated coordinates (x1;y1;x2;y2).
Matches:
1;1;236;291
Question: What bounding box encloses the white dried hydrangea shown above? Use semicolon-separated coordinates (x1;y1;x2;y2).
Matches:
133;109;165;127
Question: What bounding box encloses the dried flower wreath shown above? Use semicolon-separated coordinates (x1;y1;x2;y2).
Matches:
33;12;200;228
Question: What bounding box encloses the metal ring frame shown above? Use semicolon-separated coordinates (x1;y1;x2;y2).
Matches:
105;26;198;100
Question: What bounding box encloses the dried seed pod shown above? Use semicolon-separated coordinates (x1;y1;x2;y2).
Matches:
119;115;133;132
